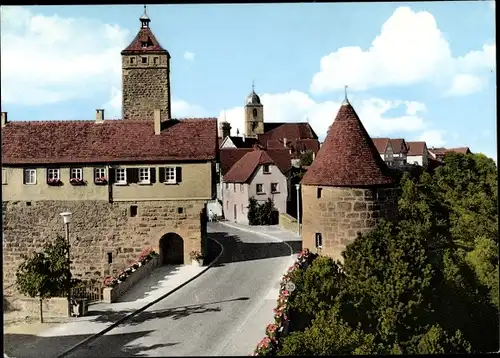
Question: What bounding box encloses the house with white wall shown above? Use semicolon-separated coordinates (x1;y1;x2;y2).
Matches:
222;148;290;224
406;141;429;166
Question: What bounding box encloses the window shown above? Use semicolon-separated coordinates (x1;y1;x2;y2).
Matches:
315;233;323;248
107;252;113;264
253;108;257;117
24;169;36;185
263;164;270;174
130;205;138;217
2;168;6;185
271;183;279;193
153;57;159;64
115;168;127;184
141;57;147;64
141;41;148;48
70;168;83;180
256;183;264;194
317;187;322;199
138;168;150;184
47;168;60;180
95;167;106;181
177;207;184;214
165;167;176;183
130;57;135;64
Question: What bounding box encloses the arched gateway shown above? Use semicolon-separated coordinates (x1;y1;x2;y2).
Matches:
159;233;184;265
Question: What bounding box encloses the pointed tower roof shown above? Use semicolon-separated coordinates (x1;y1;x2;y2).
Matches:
121;6;169;56
301;100;394;187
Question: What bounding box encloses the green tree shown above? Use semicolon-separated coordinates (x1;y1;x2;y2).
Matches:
247;197;276;225
299;150;314;167
16;235;71;323
248;197;259;225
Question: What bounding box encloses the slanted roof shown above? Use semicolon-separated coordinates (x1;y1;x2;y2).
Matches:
220;148;291;177
301;101;394;187
407;141;427;156
121;27;169;55
227;136;260;149
224;148;289;183
371;138;390;154
390;138;408;154
261;122;318;142
2;118;217;165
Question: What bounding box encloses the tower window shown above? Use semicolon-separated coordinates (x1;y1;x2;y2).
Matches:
253;108;257;117
153;57;159;64
130;205;138;217
130;57;135;64
142;57;147;64
107;252;113;264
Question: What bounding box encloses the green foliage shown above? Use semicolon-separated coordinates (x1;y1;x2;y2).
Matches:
16;235;72;322
277;152;499;354
298;150;314;167
247;197;276;225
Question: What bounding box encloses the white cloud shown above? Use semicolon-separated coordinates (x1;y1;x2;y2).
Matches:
418;130;447;147
0;6;129;106
218;90;431;141
183;51;195;61
310;6;495;96
445;74;487;97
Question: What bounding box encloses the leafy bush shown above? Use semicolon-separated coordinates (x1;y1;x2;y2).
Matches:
247;197;276;225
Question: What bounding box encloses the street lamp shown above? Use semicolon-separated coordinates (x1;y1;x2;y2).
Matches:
60;211;72;317
295;184;301;235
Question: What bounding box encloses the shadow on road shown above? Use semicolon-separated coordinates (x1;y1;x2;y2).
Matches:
85;297;250;325
204;231;302;267
4;330;174;358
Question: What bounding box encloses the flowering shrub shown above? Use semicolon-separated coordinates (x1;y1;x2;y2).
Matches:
47;178;61;185
253;248;319;355
103;246;158;287
189;250;203;261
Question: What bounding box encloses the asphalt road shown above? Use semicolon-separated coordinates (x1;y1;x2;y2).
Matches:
64;222;295;357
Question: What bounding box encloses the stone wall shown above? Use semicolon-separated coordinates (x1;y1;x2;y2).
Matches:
279;212;299;234
4;296;69;318
122;57;171;121
301;185;397;262
2;199;205;295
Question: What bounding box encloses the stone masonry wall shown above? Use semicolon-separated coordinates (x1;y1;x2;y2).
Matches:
122;61;170;121
301;185;397;262
2;199;204;295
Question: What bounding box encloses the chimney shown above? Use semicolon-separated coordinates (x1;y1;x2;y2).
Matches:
283;137;287;148
154;109;161;135
222;122;231;140
95;109;104;124
1;112;7;128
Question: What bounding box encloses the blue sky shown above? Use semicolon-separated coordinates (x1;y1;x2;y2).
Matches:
1;2;496;160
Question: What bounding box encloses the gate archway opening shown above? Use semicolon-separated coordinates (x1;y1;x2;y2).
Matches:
159;233;184;265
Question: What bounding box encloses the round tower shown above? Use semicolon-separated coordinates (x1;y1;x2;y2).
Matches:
300;97;397;262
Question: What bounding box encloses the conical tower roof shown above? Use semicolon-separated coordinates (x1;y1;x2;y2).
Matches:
301;100;393;187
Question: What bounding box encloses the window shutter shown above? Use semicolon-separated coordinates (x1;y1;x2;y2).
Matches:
150;168;156;183
127;168;138;183
23;169;26;184
176;167;182;183
93;168;98;182
46;168;49;183
159;167;165;183
108;168;115;184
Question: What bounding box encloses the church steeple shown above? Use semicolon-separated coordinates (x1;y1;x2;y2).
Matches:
140;5;151;28
244;82;264;138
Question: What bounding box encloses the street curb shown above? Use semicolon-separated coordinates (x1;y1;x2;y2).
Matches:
218;222;295;257
57;236;225;358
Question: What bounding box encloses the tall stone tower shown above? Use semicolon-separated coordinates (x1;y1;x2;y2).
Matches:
121;6;171;121
244;83;264;138
300;97;397;262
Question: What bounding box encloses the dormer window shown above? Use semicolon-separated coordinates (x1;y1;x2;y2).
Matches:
141;41;148;48
130;57;136;64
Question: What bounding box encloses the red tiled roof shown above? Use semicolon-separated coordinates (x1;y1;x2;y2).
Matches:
406;141;427;156
390;138;407;154
428;146;471;158
372;138;390;154
219;148;291;176
2;119;217;165
121;27;169;55
301;101;394;187
223;148;290;183
260;122;318;143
